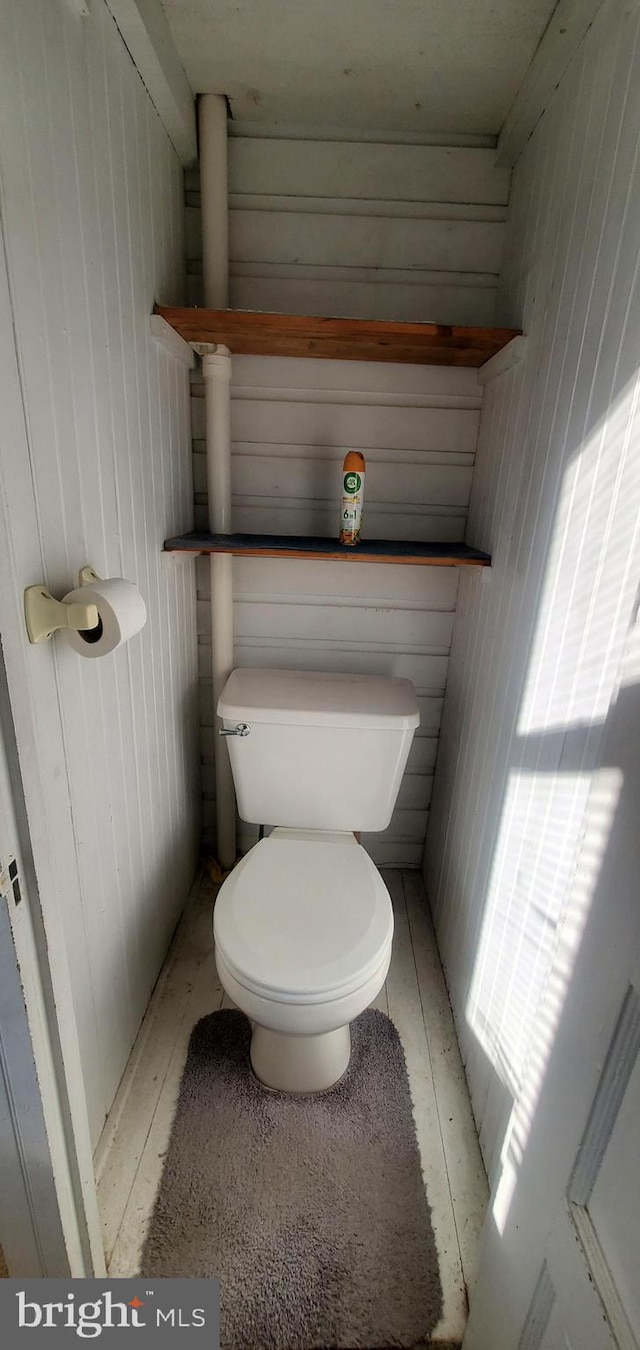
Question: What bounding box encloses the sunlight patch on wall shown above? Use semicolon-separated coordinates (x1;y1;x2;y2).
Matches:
491;768;622;1234
518;374;640;738
466;770;594;1102
464;370;640;1230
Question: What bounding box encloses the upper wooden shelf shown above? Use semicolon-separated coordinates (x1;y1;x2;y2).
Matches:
154;305;520;368
163;531;491;569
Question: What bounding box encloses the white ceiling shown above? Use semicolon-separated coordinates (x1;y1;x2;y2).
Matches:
161;0;558;136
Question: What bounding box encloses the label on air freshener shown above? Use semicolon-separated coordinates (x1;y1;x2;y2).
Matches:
339;468;365;545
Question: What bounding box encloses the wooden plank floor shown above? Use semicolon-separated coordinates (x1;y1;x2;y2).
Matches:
94;869;487;1346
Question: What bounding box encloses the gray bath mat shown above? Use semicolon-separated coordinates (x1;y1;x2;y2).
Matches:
142;1009;442;1348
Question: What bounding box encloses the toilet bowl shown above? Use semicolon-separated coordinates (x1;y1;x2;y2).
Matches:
215;667;419;1093
214;829;394;1093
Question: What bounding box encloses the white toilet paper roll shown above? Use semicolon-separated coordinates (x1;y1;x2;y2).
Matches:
61;578;147;658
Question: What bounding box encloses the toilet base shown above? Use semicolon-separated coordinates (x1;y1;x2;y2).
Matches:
250;1023;351;1094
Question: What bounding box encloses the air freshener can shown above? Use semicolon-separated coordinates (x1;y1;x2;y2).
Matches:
339;451;366;545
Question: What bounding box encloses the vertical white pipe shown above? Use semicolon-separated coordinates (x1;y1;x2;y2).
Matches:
200;94;236;869
203;353;232;532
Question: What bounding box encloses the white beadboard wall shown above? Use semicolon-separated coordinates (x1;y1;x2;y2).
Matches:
0;0;199;1146
425;0;640;1185
188;130;506;866
186;130;510;323
194;355;484;865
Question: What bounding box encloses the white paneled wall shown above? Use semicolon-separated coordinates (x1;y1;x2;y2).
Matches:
0;0;199;1146
184;128;499;864
195;355;484;865
187;131;503;865
186;131;509;323
425;0;640;1185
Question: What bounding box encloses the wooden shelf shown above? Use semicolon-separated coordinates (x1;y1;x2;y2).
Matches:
163;531;491;568
154;305;520;368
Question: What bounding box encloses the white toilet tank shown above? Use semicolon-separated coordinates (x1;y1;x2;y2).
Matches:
218;668;419;832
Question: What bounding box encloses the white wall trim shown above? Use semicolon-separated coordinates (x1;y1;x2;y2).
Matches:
497;0;606;167
228;194;508;224
568;1206;637;1350
0;889;70;1276
568;984;640;1207
210;386;483;412
149;314;196;367
228;121;498;149
219;635;452;657
477;335;527;384
518;1263;556;1350
105;0;197;164
226;261;500;290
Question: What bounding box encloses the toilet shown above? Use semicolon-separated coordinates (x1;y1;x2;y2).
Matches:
213;667;420;1093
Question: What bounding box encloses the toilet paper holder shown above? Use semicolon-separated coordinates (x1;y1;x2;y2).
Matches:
24;566;102;645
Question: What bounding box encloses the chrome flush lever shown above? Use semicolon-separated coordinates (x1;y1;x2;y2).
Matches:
219;723;251;737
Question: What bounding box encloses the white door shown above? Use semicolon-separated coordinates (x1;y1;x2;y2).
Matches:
465;616;640;1350
0;192;104;1275
0;679;72;1276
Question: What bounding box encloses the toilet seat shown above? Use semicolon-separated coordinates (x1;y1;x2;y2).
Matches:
213;830;393;1005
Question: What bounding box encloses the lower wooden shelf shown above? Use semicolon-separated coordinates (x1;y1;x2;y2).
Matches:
163;531;491;568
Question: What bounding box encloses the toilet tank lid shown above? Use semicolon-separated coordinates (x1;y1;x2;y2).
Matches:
218;668;420;730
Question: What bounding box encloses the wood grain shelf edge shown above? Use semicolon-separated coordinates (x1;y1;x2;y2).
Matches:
154;304;520;367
